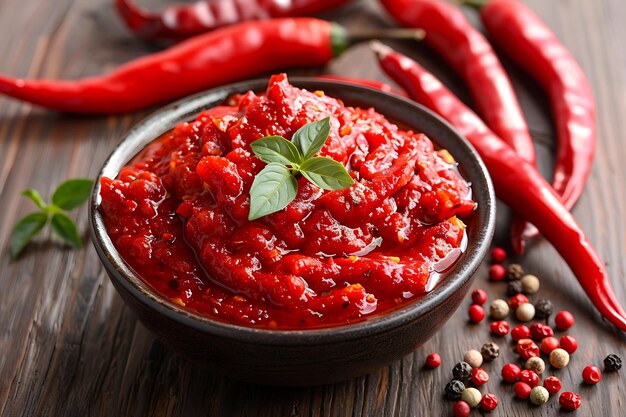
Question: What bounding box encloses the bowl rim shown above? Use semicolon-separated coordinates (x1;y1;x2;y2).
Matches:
90;77;496;345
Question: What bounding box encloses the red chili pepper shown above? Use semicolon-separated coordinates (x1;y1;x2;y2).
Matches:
116;0;353;41
373;43;626;331
469;0;596;253
315;74;408;97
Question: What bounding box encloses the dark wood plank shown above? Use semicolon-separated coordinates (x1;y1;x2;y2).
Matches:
1;0;625;416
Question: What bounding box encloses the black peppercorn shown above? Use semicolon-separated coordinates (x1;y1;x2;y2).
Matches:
444;380;466;400
604;354;622;372
507;280;523;296
534;299;554;319
507;263;524;281
481;342;500;361
452;361;473;382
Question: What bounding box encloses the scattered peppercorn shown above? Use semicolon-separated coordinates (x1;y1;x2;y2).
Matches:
468;304;486;323
508;293;529;310
559;335;578;354
603;353;622;372
543;376;562;395
425;353;441;369
490;320;510;336
530;323;554;341
453;362;473;382
489;264;507;281
464;349;483;369
501;363;521;383
525;357;546;374
453;400;470;417
507;263;524;281
582;365;602;384
530;386;550;405
471;289;488;306
491;247;507;263
549;348;570;369
461;387;482;408
559;392;582;411
521;274;540;294
511;325;531;342
534;298;554;319
445;380;466;400
541;336;560;354
517;338;540;360
518;369;540;387
480;393;498;412
471;368;489;386
490;299;510;320
481;342;500;361
506;280;522;296
516;303;536;322
514;381;532;400
554;310;575;330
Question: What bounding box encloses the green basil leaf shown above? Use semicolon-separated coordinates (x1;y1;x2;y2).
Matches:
52;178;94;211
21;189;47;209
11;212;48;257
300;157;354;190
291;117;331;160
50;212;82;249
248;163;298;220
250;136;303;165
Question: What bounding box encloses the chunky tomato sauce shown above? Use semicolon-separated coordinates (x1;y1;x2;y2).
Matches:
100;74;476;329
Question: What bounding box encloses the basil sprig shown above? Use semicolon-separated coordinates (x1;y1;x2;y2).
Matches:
248;117;353;220
11;178;93;257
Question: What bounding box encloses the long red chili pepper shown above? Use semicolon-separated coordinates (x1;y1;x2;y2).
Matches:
315;74;408;97
116;0;352;41
468;0;596;254
373;43;626;331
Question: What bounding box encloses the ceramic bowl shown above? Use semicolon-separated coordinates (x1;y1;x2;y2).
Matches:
90;77;495;386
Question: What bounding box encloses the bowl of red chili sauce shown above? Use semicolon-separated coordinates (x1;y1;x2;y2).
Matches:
90;74;495;385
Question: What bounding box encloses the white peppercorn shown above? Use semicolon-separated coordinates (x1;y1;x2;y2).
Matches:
516;303;536;322
521;274;540;294
549;348;570;369
525;357;546;374
464;349;483;368
461;387;482;408
490;299;510;319
530;386;550;405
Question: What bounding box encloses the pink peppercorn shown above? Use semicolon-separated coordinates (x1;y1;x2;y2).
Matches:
517;339;540;360
471;289;488;305
471;368;489;386
559;392;582;410
425;353;441;369
511;325;530;341
480;393;498;412
541;336;560;354
514;381;532;399
582;366;602;384
508;293;529;310
530;323;554;341
489;264;507;282
559;335;578;354
518;369;539;387
555;310;575;330
468;305;486;323
453;401;471;417
490;320;510;336
501;363;521;383
543;376;562;395
491;247;507;263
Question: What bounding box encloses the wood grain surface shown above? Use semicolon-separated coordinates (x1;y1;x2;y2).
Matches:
1;0;625;416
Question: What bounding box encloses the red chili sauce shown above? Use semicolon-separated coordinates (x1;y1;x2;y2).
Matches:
100;74;476;329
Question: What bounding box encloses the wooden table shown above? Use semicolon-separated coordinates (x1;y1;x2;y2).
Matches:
1;0;625;415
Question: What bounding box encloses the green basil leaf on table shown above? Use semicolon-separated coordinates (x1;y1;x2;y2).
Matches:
248;163;298;221
50;212;82;249
11;212;48;257
250;136;303;165
52;178;94;211
291;117;331;160
300;157;354;190
21;189;47;209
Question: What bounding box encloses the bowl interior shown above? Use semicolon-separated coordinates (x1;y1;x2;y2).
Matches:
90;77;495;343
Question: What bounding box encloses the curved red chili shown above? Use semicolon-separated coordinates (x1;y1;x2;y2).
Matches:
0;19;342;114
315;74;408;97
373;43;626;332
116;0;353;41
470;0;596;253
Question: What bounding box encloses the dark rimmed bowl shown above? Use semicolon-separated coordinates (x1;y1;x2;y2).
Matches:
90;77;495;386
